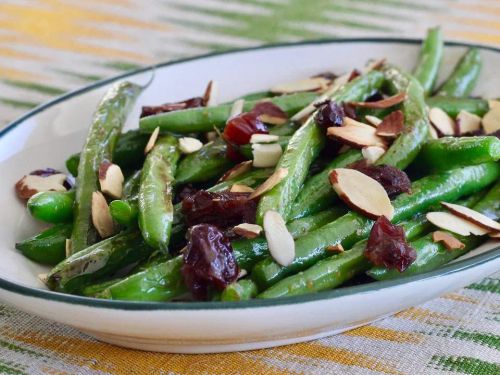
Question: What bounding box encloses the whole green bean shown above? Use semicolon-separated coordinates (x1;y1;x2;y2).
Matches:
70;81;143;254
139;92;317;134
82;278;122;297
238;91;273;101
251;163;500;290
413;27;443;95
109;170;141;227
426;96;489;117
415;136;500;172
46;231;152;293
27;190;75;224
15;224;72;265
436;48;482;97
256;71;385;224
376;66;429;169
66;153;80;176
221;279;258;301
138;135;180;251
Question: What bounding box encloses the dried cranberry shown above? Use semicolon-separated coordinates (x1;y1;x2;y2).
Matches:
140;97;204;118
347;69;361;82
223;112;268;145
349;160;411;199
175;184;198;204
365;216;417;272
489;129;500;139
182;190;257;228
182;224;239;300
314;100;345;129
364;92;384;102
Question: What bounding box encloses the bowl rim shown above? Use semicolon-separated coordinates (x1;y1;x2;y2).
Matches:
1;37;499;311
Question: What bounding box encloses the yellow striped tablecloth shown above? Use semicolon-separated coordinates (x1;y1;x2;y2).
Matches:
0;1;499;374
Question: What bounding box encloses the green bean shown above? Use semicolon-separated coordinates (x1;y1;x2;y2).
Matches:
415;136;500;172
27;190;75;224
268;122;299;136
221;279;258;301
239;136;291;160
376;66;429;169
238;91;273;101
176;139;233;185
138;135;180;251
82;279;122;297
256;71;385;224
15;224;72;265
436;48;482;97
70;82;143;254
426;96;489;117
66;153;80;176
250;163;500;290
109;170;141;227
288;149;363;220
46;231;152;293
139;92;317;134
472;180;500;220
413;27;443;95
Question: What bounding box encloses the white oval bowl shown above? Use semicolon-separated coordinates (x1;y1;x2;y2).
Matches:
0;39;499;353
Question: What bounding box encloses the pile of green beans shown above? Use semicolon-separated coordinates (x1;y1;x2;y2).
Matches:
15;27;500;304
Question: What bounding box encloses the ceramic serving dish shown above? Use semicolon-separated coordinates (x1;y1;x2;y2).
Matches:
0;39;499;353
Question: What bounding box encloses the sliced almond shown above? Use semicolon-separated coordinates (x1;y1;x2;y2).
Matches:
206;131;218;142
144;126;160;154
203;80;218;107
233;223;263;239
441;202;500;232
327;118;386;149
349;92;406;109
326;244;344;253
482;105;500;134
362;146;386;164
38;273;48;284
230;184;254;193
456;110;481;135
432;231;465;251
429;107;455;136
362;58;386;73
99;162;124;199
230;99;245;118
263;210;295;266
15;173;67;200
365;115;383;126
376;110;404;138
65;239;72;258
329;168;394;220
426;212;489;236
179;137;203;154
250;134;280;144
270;77;330;95
219;160;252;182
237;269;248;279
338;144;351;154
252;143;283;168
429;123;439;139
253;102;288;125
488;99;500;110
91;191;115;238
249;168;288;199
490;232;500;239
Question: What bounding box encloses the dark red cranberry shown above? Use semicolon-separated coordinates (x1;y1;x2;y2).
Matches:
347;69;361;82
349;160;411;199
223;112;268;145
314;100;345;129
182;190;257;228
182;224;239;300
140;97;205;118
365;216;417;272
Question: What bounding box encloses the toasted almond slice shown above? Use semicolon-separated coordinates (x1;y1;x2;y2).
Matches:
230;99;245;118
252;143;283;168
426;212;488;236
263;210;295;266
432;231;465;250
362;58;386;73
206;131;218;142
15;173;67;200
179;137;203;154
329;168;394;220
456;110;481;135
327;119;386;149
429;107;455;136
362;146;386;164
65;239;72;258
92;191;115;238
365;115;383;126
38;273;48;284
482;105;500;134
441;202;500;232
270;77;330;94
349;92;406;109
250;134;280;144
144;126;160;154
249;168;288;199
375;110;404;137
203;80;218;107
490;232;500;239
99;162;124;199
219;160;253;182
233;223;262;239
230;184;254;193
488;99;500;110
429;123;439;139
253;102;288;125
326;244;344;253
237;269;248;279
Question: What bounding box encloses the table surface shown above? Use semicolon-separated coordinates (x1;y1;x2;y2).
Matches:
1;0;499;374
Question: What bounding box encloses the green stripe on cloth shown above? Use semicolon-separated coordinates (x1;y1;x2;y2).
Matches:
2;80;65;96
0;360;27;375
466;277;500;294
0;98;38;110
428;355;500;374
